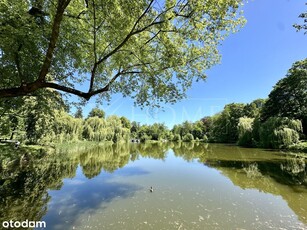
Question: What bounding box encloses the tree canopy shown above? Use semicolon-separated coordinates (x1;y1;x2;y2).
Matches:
0;0;245;106
261;59;307;134
87;107;105;119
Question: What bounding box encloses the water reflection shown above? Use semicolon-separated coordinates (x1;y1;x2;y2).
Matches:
0;147;77;226
201;145;307;225
0;143;306;229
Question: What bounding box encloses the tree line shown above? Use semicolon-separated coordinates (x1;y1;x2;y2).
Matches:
179;59;307;150
0;59;306;150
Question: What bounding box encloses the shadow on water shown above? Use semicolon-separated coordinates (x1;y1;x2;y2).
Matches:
0;142;306;228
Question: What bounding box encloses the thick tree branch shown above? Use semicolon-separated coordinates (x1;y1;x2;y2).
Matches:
0;70;140;100
0;81;101;100
37;0;71;82
89;0;97;92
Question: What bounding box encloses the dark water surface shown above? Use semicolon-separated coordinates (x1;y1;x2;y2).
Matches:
0;142;306;229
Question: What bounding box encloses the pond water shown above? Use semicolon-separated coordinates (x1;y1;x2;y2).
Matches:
0;142;306;229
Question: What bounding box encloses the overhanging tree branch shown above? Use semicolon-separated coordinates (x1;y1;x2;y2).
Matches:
0;0;246;104
0;1;184;100
0;69;141;100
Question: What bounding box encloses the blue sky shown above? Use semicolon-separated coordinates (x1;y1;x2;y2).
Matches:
77;0;307;128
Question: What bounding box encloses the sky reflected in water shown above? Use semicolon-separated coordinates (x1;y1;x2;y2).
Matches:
0;142;306;229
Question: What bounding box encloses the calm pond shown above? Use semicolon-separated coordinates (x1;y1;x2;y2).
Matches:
0;142;306;229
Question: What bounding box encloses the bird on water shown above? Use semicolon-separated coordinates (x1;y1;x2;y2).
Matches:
149;186;153;192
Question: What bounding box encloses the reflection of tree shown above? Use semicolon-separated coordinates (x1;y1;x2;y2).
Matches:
79;144;131;178
172;142;208;162
0;142;169;224
0;143;135;224
202;151;307;224
166;143;307;224
212;160;307;224
242;162;263;178
0;147;78;224
1;142;306;226
136;142;171;160
280;155;306;185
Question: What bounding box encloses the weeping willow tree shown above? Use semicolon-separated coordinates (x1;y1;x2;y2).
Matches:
106;115;130;143
274;128;300;149
82;116;107;141
79;144;131;178
259;117;302;149
182;133;194;142
52;110;83;143
237;117;254;147
82;115;130;143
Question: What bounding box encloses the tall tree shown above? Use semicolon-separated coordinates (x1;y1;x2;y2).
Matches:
243;98;266;118
0;0;245;107
209;103;246;142
261;59;307;135
88;107;105;119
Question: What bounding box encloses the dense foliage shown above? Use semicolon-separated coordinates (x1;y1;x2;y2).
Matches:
167;58;306;149
237;117;254;147
0;102;130;144
0;59;306;150
261;59;307;135
259;117;302;149
0;0;245;107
